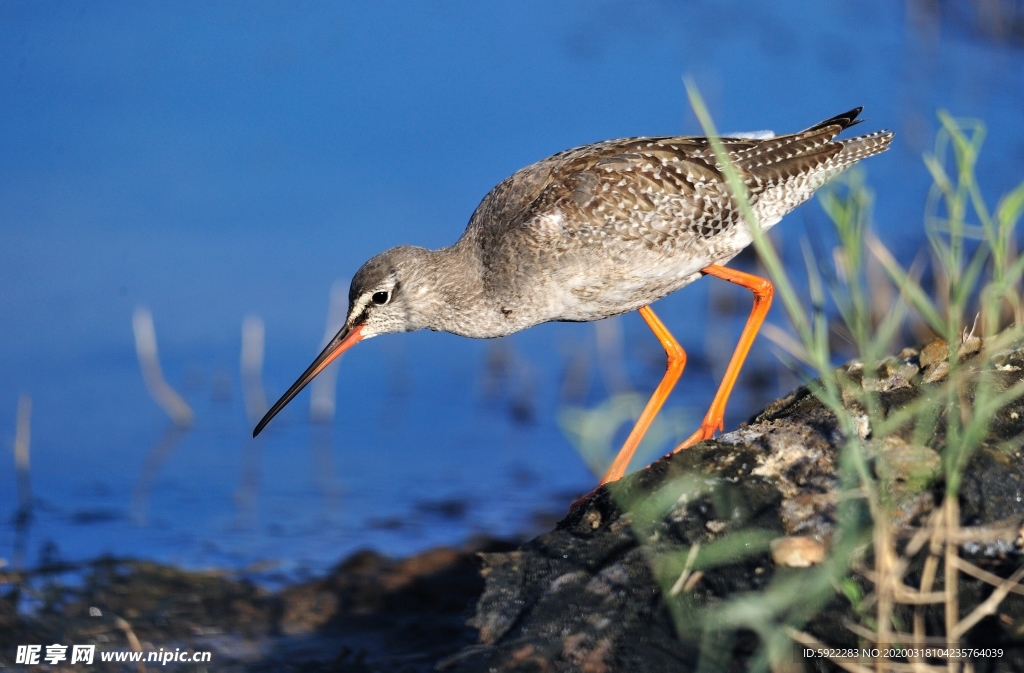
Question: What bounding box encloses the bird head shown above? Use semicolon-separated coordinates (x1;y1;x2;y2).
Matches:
344;245;437;339
252;245;433;437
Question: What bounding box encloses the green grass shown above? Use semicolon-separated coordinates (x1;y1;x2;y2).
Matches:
559;392;689;478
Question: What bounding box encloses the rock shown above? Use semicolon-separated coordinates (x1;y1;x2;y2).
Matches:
922;359;950;383
959;334;983;358
449;339;1024;672
919;339;949;368
915;335;985;384
770;536;826;567
897;347;920;360
0;539;518;672
874;436;941;495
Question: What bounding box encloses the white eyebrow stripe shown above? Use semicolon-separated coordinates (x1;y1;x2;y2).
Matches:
350;294;372;319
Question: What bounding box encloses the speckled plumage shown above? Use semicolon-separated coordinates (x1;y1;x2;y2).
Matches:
350;107;893;340
253;108;893;438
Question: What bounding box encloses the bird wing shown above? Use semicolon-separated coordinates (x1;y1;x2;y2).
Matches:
466;107;888;262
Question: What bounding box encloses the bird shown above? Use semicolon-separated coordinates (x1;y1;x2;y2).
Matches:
253;107;893;493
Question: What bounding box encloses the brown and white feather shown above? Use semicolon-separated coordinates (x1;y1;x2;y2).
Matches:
346;108;893;340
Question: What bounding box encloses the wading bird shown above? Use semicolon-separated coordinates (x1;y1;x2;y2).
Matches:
254;108;892;492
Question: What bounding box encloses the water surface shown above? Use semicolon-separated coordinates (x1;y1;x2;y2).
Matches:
1;1;1022;576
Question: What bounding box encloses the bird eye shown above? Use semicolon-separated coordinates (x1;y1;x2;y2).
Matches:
371;291;390;305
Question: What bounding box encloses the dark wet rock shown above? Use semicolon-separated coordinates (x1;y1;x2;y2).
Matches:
448;337;1024;672
0;539;515;672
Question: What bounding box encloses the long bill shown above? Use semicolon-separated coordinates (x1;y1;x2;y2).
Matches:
252;323;364;437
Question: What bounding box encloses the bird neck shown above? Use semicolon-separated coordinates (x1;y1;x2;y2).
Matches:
409;243;495;337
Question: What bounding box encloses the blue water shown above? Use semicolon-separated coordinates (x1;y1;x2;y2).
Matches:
1;1;1023;576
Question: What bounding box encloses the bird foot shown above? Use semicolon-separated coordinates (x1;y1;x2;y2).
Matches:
567;486;601;515
570;420;724;516
673;419;724;452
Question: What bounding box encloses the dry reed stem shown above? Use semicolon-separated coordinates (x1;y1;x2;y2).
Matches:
595;314;633;396
948;555;1024;596
950;561;1024;638
13;394;32;512
114;616;146;673
904;510;943;557
668;542;700;596
787;628;874;673
898;524;1020;545
878;663;947;673
846;496;1024;673
132;308;193;427
760;322;812;364
892;587;947;604
944;497;959;672
875;515;896;673
941;525;1019;543
842;620;956;645
916;511;945;652
241;314;268;425
310;279;347;423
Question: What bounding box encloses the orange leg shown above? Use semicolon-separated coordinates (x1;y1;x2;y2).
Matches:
674;264;774;452
599;305;687;485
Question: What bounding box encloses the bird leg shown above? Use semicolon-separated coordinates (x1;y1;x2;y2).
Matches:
599;305;687;485
675;264;774;451
570;270;769;512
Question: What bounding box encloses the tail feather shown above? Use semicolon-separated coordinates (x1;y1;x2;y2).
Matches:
807;107;864;133
835;129;895;167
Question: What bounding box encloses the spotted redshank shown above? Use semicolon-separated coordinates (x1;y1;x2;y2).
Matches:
254;108;893;489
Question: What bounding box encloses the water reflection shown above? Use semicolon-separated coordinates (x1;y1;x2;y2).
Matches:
309;286;348;523
310;424;344;527
237;315;269;529
128;425;189;526
233;434;262;530
12;395;33;570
